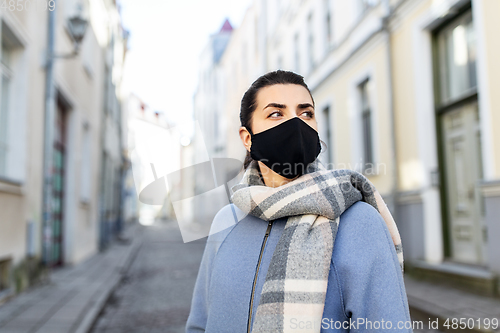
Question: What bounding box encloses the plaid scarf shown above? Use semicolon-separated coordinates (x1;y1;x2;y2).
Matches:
230;158;404;333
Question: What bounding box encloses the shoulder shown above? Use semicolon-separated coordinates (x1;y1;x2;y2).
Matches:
337;201;387;238
332;201;397;273
205;203;244;248
340;201;384;225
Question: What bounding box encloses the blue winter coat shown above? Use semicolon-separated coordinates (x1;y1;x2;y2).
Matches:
186;201;413;332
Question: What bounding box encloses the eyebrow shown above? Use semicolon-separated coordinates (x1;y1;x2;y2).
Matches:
263;103;315;111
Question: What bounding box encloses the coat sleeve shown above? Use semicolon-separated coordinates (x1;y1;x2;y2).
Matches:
185;204;238;333
331;201;413;333
185;236;216;332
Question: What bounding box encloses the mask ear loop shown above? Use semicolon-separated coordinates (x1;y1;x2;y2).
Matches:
316;139;330;170
319;138;327;155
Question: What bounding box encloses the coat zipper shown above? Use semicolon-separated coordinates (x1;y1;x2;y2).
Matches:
247;220;274;333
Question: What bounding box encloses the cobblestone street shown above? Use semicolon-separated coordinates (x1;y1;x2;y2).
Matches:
90;220;206;333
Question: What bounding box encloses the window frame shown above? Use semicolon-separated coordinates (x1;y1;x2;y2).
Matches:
0;39;13;177
435;9;477;109
307;12;314;71
358;78;374;171
294;32;300;73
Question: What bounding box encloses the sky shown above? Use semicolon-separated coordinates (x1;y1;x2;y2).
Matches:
119;0;252;138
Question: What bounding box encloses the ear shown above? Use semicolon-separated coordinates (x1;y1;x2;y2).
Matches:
239;126;252;152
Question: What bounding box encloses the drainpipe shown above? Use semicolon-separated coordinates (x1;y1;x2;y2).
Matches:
42;3;57;266
382;0;400;219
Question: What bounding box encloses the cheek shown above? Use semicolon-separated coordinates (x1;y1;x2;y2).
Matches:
251;118;268;134
309;119;319;132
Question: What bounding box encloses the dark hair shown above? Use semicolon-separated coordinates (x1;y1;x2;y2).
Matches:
240;70;315;169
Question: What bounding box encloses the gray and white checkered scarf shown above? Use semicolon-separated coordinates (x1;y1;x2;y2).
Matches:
230;157;404;333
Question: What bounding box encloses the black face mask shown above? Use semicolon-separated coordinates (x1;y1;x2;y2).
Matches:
249;117;321;179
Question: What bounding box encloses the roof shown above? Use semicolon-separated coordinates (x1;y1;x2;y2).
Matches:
219;18;233;33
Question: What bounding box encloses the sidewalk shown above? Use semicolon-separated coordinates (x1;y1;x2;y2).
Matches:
405;275;500;333
0;222;145;333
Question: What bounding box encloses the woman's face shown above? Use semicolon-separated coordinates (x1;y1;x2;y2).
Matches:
240;83;318;153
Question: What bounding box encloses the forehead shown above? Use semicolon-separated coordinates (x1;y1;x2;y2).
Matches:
255;84;313;107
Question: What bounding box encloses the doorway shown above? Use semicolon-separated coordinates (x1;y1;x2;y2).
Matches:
439;101;486;265
51;97;68;266
433;5;487;266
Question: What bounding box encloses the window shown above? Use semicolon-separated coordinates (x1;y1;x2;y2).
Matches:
254;16;259;56
0;257;11;293
82;24;94;79
436;10;476;105
232;61;237;90
214;111;219;142
294;33;300;73
213;73;217;94
359;79;373;169
104;65;110;114
323;105;333;167
102;153;114;214
241;42;247;77
0;40;12;177
324;0;333;46
80;123;91;202
307;13;314;71
113;164;121;223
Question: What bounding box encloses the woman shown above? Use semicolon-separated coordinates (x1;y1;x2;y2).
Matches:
186;70;412;333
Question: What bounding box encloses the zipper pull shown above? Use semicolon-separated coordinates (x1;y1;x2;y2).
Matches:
265;221;273;236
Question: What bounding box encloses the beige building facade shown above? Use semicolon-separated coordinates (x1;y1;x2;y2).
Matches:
0;0;127;300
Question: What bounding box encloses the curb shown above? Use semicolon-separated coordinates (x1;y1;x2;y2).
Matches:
73;223;145;333
408;296;496;333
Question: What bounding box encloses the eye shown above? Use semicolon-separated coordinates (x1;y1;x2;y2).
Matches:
268;110;282;118
302;111;314;118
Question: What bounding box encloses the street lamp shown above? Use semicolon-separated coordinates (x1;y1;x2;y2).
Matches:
52;9;89;59
66;13;88;54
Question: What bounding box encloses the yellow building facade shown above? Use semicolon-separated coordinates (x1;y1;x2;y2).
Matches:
195;0;500;295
